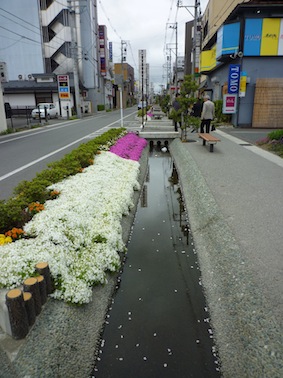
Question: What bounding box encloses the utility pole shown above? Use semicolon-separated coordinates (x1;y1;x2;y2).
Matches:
139;49;146;128
67;0;82;118
177;0;200;79
120;40;127;127
175;23;178;94
168;23;178;94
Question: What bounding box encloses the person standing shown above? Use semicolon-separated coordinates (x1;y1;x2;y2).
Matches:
191;98;202;118
172;93;182;132
200;95;215;133
190;98;203;133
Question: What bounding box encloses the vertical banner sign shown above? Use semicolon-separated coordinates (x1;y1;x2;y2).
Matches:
228;64;241;94
57;75;70;100
99;25;106;76
239;71;247;97
109;41;113;62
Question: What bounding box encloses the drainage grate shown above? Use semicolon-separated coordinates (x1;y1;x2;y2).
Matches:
239;143;252;146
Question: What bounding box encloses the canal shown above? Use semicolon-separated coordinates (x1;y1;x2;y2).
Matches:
92;146;221;377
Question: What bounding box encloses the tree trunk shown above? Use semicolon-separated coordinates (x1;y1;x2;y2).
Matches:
37;275;47;305
23;277;42;315
23;292;36;326
6;289;29;339
35;262;54;294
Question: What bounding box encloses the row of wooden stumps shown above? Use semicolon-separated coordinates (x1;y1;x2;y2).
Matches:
5;262;54;340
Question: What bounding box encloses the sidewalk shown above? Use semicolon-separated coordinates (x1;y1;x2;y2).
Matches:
170;131;283;377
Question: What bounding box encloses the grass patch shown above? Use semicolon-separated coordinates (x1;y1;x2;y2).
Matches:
256;129;283;158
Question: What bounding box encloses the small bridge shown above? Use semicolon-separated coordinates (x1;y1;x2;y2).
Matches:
126;116;180;147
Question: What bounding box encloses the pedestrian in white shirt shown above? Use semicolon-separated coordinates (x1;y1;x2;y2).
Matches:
200;95;215;133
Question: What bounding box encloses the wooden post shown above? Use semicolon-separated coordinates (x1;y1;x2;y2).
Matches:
23;277;42;315
35;262;54;294
37;275;47;305
23;292;36;326
6;289;29;339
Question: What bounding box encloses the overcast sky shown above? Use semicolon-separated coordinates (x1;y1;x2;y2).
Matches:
97;0;209;91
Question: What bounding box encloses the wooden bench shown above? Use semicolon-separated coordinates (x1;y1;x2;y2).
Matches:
198;133;221;152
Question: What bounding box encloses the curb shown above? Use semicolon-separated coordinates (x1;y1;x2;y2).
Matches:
169;138;283;377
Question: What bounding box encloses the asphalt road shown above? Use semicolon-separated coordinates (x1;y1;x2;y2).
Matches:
219;125;272;144
0;109;136;200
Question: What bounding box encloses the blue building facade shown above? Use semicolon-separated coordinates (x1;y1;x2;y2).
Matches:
200;2;283;128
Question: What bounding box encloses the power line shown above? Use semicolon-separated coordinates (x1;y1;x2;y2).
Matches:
127;41;138;72
97;0;123;41
0;6;83;53
0;25;41;45
0;7;40;31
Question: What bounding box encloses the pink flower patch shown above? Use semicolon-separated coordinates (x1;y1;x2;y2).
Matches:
110;133;147;161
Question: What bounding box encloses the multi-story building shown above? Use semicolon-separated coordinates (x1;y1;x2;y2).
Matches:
98;25;114;110
114;63;135;108
0;0;109;114
201;0;251;48
199;0;283;128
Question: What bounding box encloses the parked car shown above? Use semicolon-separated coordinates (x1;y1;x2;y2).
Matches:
137;101;147;110
31;103;58;119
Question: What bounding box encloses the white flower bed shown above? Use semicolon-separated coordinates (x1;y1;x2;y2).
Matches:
0;152;140;304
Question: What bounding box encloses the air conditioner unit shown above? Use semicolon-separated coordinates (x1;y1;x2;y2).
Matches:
18;74;25;80
28;74;34;81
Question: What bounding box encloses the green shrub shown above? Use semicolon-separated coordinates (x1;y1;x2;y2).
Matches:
159;94;170;114
183;115;201;130
214;100;231;123
97;104;105;111
14;180;49;204
0;198;29;233
137;108;147;117
170;109;182;122
35;167;69;185
268;129;283;140
0;128;126;234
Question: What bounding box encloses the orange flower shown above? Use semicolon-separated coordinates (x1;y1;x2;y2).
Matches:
50;190;60;197
5;228;25;240
28;202;45;214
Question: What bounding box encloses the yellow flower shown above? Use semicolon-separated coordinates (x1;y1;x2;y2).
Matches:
0;234;12;245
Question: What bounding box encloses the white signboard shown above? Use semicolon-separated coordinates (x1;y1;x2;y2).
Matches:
223;94;237;114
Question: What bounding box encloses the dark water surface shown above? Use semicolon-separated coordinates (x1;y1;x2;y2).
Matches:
92;148;221;378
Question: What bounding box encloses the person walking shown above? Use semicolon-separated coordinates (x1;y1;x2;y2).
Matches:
191;98;202;118
200;95;215;133
190;98;202;133
172;93;182;132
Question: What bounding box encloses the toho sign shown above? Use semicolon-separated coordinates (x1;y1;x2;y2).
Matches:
228;64;241;94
